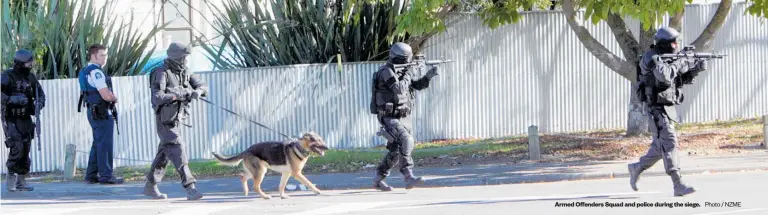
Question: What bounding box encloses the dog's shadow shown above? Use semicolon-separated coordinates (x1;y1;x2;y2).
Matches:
169;193;327;203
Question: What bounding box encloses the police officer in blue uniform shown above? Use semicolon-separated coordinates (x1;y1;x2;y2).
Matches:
2;49;46;192
78;44;123;185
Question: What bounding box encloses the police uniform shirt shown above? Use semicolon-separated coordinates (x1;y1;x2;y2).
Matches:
87;63;112;115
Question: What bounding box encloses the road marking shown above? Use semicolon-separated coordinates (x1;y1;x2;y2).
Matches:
692;208;768;215
283;202;394;215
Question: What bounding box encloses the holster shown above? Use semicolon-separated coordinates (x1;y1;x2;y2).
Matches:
89;103;110;120
376;127;396;142
376;102;410;118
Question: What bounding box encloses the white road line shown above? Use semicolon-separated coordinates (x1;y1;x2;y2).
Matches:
692;208;768;215
283;202;394;215
158;205;237;215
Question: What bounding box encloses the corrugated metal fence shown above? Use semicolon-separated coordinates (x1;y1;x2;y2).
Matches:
2;3;766;173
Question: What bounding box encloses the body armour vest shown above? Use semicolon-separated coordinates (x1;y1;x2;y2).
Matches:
638;50;681;107
78;64;113;105
2;69;36;117
370;63;412;117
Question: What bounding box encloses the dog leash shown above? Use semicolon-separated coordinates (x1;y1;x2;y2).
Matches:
199;98;296;139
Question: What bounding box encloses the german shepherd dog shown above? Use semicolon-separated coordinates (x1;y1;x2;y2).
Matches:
212;132;329;199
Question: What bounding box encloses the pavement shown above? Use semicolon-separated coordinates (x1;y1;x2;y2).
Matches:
1;152;767;199
1;152;767;214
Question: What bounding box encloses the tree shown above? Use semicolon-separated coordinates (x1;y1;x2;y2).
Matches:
396;0;768;136
2;0;165;79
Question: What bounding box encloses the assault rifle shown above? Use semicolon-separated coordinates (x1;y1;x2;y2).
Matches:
392;54;455;71
657;45;728;61
110;102;120;135
35;86;41;151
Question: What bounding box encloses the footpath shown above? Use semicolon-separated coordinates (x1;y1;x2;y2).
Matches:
1;152;766;200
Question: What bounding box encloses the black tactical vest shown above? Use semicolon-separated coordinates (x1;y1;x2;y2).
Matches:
370;64;412;117
2;69;37;117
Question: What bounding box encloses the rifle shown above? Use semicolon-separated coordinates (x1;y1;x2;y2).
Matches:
35;85;41;151
657;45;728;61
110;102;120;135
392;54;455;71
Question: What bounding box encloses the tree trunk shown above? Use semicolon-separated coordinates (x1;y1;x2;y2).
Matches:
623;26;658;136
626;78;650;136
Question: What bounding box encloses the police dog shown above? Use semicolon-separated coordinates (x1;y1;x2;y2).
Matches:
212;132;329;200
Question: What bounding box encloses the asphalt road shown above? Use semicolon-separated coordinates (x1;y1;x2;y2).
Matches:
1;171;766;215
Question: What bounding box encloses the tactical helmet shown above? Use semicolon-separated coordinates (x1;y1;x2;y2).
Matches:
14;49;34;64
654;27;680;44
389;42;413;64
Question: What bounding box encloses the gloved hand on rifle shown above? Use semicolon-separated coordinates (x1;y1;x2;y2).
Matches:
170;88;191;102
426;66;439;79
188;89;204;101
36;98;45;110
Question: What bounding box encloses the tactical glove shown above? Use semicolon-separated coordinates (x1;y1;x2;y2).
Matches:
36;100;45;110
189;89;203;100
9;96;28;105
171;89;189;102
693;60;708;71
426;66;439;78
673;58;697;74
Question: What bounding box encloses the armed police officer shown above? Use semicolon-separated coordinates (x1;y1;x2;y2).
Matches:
2;49;45;192
78;44;124;185
370;42;439;191
628;27;707;197
143;42;207;200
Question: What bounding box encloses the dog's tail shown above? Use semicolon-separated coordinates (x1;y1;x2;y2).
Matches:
211;152;244;166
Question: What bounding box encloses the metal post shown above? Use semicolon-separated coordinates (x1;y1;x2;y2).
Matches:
528;125;541;160
763;115;767;150
64;144;77;179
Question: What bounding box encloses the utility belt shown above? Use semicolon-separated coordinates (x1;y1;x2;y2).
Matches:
156;101;189;127
376;102;411;118
88;102;111;120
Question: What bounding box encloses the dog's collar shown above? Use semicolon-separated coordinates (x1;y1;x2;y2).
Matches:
290;141;310;159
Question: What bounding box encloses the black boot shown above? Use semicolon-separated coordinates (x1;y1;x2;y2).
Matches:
373;174;393;192
670;171;696;196
628;163;643;191
143;182;168;199
402;170;424;190
6;173;17;192
15;174;34;191
185;183;203;200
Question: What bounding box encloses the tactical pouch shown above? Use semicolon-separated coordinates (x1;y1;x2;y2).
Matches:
159;102;182;126
655;88;677;106
90;103;109;120
376;127;396;142
395;106;411;118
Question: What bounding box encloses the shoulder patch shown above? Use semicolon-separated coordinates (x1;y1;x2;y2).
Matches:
94;72;103;79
